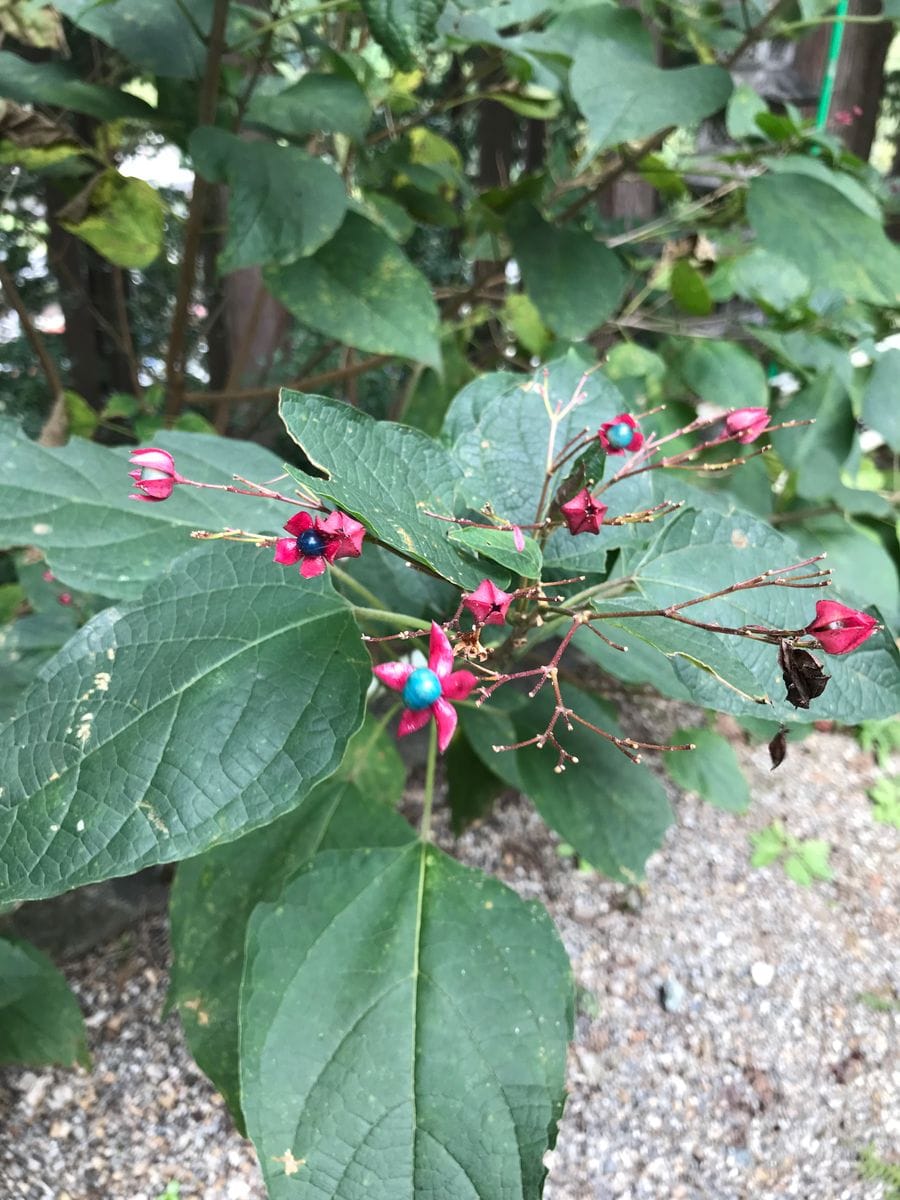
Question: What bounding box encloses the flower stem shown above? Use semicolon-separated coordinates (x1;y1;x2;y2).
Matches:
329;564;388;610
352;607;432;631
420;719;438;843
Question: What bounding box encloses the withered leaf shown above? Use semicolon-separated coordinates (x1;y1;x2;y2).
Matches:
778;640;829;710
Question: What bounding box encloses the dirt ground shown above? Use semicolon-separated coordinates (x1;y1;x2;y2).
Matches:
0;716;897;1200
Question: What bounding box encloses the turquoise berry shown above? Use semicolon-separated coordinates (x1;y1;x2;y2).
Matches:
297;528;327;557
607;421;635;450
403;667;442;711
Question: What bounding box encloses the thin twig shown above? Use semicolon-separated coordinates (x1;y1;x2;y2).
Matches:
0;260;68;445
185;353;390;406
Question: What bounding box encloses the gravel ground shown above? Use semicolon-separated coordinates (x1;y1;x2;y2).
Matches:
1;715;897;1200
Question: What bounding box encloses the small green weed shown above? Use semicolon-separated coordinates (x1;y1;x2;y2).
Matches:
749;821;832;886
857;1144;900;1199
869;775;900;829
858;717;900;768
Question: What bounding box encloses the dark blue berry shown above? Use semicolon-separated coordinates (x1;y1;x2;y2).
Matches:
607;421;635;450
297;529;327;557
403;667;442;711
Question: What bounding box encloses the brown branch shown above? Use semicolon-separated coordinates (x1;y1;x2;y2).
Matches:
163;0;230;425
184;353;390;406
0;260;68;445
112;267;142;399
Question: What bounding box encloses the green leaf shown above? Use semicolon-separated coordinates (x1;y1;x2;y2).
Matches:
790;839;832;884
729;249;809;311
620;507;900;724
679;340;768;409
502;293;552;357
0;937;89;1067
750;823;786;867
569;11;732;150
60;171;165;269
763;155;882;220
726;83;768;140
266;212;441;368
0;544;370;903
578;612;766;707
863;349;900;452
247;73;372;143
279;391;487;589
362;0;444;66
663;728;750;812
769;374;856;502
241;841;573;1199
0;423;291;600
63;390;98;439
462;688;673;882
443;354;626;529
54;0;213;79
508;207;625;339
869;776;900;829
169;719;414;1127
0;608;75;724
445;728;505;833
190;127;347;271
448;526;542;578
747;171;900;306
670;260;713;316
0;51;154;121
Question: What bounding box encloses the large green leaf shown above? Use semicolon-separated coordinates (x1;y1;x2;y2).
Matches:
0;609;76;724
679;340;768;409
60;171;165;269
462;688;673;881
54;0;213;79
442;354;625;530
0;545;370;903
266;212;441;368
190;127;347;271
619;507;900;723
863;349;900;452
169;719;414;1128
362;0;444;66
508;207;625;339
747;171;900;306
769;374;856;502
0;424;290;600
0;937;89;1067
247;74;372;143
663;728;749;813
241;841;572;1199
568;10;732;150
0;51;153;120
279;391;487;589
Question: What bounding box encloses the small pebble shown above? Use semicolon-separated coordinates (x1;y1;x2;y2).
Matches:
751;960;776;987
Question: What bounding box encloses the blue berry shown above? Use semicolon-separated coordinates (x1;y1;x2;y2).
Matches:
403;667;442;711
297;529;327;557
606;421;635;450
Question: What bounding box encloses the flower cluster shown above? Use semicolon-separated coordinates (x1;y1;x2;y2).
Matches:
127;405;882;766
